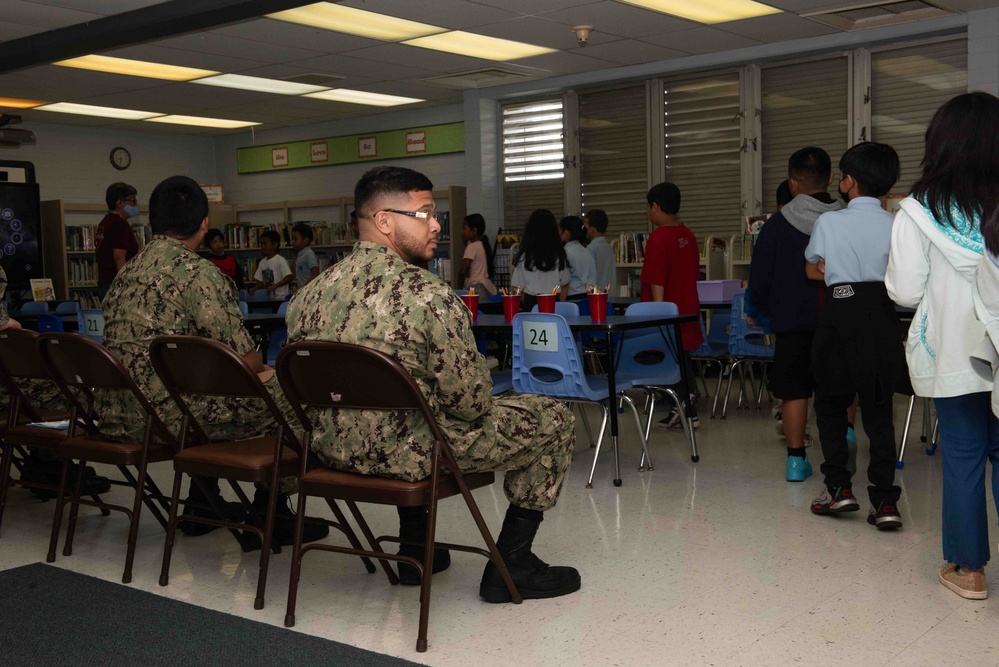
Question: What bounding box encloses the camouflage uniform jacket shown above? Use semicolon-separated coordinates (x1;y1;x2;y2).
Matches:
96;235;267;442
0;266;8;328
286;241;497;481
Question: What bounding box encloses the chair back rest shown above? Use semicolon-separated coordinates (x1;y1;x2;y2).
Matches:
54;301;79;315
277;301;289;317
238;289;250;303
511;312;603;401
275;341;449;448
706;311;731;344
0;329;49;422
238;301;249;317
76;309;105;342
149;336;298;446
37;333;173;442
20;301;49;315
36;313;64;333
453;289;469;296
729;291;773;357
253;290;270;301
616;302;682;384
529;300;579;317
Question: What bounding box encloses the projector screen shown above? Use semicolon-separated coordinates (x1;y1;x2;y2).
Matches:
0;182;43;291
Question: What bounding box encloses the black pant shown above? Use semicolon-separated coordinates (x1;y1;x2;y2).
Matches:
814;391;900;506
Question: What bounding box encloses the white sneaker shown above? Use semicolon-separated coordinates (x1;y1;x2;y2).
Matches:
485;355;499;370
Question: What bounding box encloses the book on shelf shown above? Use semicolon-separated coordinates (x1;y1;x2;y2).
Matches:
436;211;450;242
742;214;771;259
68;257;98;287
75;291;102;309
132;223;152;250
30;278;55;301
614;232;648;264
65;224;98;251
293;220;353;246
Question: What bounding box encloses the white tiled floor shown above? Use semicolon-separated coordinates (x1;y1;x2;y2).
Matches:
2;398;998;666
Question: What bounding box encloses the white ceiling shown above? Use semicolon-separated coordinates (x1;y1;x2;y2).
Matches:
0;0;995;135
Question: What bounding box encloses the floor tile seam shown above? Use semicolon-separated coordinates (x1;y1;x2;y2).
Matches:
876;602;967;666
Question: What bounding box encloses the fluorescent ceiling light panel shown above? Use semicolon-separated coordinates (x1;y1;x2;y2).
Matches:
192;74;329;95
144;114;259;129
36;102;162;120
618;0;780;24
305;88;424;107
0;97;47;108
268;2;445;41
403;31;554;61
55;55;217;81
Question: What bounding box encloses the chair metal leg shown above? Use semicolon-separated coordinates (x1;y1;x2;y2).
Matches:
123;459;152;584
326;499;379;574
585;404;610;488
159;470;184;586
897;395;916;469
721;361;738;419
62;459;88;557
710;361;726;419
341;499;397;583
927;418;939;455
576;403;595;448
619;393;651;473
284;492;308;627
0;437;15;537
661;388;698;461
46;459;71;563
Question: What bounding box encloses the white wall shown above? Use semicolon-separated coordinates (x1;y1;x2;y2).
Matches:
213;103;466;206
2;121;216;205
968;8;999;96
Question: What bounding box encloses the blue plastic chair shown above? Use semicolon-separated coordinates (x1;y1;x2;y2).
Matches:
20;301;48;315
511;312;646;487
616;302;698;464
238;301;249;317
76;309;105;343
530;301;579;317
266;330;288;366
491;370;513;395
253;290;270;301
690;313;730;417
54;301;79;315
722;291;775;417
277;301;289;317
576;296;617;372
36;313;64;333
238;289;250;303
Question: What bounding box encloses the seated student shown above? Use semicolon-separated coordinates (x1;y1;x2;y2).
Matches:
584;209;615;295
805;141;907;528
96;175;326;547
639;182;704;428
749;147;843;482
204;228;243;289
250;230;292;298
511;209;570;311
458;213;497;296
287;166;579;601
290;223;320;289
559;216;596;300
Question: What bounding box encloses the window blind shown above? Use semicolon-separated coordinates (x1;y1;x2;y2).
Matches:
761;57;849;212
662;71;743;244
578;84;649;235
871;38;968;195
501;99;565;234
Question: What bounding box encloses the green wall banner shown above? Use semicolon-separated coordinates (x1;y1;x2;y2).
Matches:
237;122;464;174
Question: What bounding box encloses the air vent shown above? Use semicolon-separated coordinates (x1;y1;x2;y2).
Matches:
804;0;956;31
422;66;547;90
282;73;345;86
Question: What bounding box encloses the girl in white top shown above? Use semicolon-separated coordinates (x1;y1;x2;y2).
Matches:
559;215;597;300
458;213;496;295
511;209;570;311
885;92;999;601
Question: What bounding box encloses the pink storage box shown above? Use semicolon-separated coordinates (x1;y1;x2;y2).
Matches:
696;280;741;302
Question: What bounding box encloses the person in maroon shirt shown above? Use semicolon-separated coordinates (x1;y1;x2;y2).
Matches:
640;181;704;428
95;182;140;298
204;228;244;289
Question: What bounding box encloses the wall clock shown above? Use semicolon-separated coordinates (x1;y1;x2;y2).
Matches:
110;146;131;170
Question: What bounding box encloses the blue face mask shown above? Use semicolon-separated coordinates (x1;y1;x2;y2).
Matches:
123;204;140;218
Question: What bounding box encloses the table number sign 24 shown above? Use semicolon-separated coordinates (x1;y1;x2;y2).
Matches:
523;322;558;352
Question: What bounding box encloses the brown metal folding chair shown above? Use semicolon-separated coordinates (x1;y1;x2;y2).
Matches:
275;340;521;653
0;329;105;537
36;333;176;583
148;335;375;610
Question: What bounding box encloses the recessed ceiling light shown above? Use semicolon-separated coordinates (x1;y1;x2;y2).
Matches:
618;0;780;24
304;88;424;107
403;32;555;61
192;74;330;95
268;2;445;41
55;55;217;81
35;102;162;120
144;114;260;129
0;97;47;108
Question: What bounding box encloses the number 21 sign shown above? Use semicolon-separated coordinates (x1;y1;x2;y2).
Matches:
523;322;558;352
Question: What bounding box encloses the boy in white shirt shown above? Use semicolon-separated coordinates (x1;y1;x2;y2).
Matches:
291;223;320;289
251;230;292;298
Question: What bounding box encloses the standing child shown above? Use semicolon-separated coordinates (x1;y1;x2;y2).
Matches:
584;209;616;296
204;228;243;288
511;209;570;311
458;213;497;296
804;142;907;528
559;215;596;300
291;223;320;289
250;230;292;298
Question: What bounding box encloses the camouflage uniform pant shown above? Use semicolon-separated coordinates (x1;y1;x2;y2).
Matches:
458;394;575;512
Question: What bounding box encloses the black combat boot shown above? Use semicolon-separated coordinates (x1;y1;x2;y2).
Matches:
479;504;581;603
397;505;451;585
241;488;330;551
178;477;247;536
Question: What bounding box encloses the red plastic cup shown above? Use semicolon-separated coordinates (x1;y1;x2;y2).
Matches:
588;292;608;323
460;294;479;322
502;294;520;323
536;294;556;314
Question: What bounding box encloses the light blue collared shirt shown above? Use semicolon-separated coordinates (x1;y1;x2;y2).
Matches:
805;197;894;285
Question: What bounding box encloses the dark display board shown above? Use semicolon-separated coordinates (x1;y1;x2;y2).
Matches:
0;182;43;290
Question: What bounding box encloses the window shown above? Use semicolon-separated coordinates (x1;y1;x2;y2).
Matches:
871;38;967;194
501;99;565;233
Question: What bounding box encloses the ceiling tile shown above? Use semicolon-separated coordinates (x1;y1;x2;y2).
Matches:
107;44;269;74
339;0;520;29
339;43;493;72
0;20;46;42
289;53;439;83
235;63;375;89
578;39;690;65
1;0;101;28
514;49;621;76
464;0;601;15
470;16;620;50
27;0;169;13
717;12;842;42
538;1;701;39
210;18;383;54
152;32;327;63
640;26;765;55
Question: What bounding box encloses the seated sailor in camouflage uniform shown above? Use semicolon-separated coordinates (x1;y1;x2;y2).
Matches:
286;166;580;602
95;175;326;548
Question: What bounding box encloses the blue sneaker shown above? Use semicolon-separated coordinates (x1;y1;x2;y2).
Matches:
786;456;813;482
846;425;857;444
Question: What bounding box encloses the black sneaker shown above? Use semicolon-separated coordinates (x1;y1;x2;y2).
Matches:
867;501;903;530
241;490;330;551
658;407;700;430
811;486;860;515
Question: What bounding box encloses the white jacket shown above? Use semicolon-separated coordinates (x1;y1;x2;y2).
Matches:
885;197;991;398
971;255;999;416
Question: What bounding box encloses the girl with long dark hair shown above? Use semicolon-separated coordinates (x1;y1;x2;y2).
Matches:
511;209;570;310
458;213;496;295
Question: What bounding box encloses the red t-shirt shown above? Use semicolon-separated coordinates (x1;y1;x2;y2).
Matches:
95;212;139;287
207;253;239;284
640;223;704;351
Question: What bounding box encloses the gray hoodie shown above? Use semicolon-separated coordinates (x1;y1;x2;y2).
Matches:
781;192;843;236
